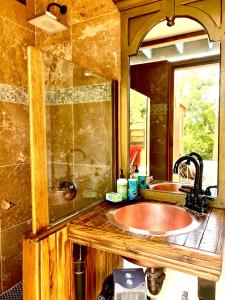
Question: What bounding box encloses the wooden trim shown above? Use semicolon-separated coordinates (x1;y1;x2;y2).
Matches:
26;200;104;242
167;64;173;181
141;30;207;48
167;55;220;180
115;0;225;208
68;202;225;282
113;0;159;11
27;46;49;234
112;80;119;184
23;239;40;300
40;238;50;300
23;228;74;300
167;56;220;181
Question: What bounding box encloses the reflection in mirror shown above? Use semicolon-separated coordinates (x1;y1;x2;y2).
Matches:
129;18;220;194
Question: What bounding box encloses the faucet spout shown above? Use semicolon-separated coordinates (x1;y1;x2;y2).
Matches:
189;152;203;192
173;155;200;197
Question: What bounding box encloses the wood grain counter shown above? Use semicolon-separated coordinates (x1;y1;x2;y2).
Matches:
67;201;225;281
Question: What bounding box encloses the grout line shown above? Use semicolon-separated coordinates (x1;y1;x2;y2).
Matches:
0;162;30;168
1;219;32;233
0;15;35;34
72;102;75;210
50;162;111;168
70;10;118;26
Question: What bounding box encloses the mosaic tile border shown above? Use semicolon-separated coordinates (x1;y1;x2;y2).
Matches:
45;83;112;105
0;83;28;104
0;83;112;105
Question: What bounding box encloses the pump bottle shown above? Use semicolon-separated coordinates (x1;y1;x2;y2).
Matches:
116;169;127;200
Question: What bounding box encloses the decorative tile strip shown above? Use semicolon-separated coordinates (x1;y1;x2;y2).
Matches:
46;83;112;105
0;83;112;105
45;88;72;104
0;83;28;104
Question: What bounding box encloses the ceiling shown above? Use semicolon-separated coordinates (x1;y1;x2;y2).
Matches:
143;18;205;42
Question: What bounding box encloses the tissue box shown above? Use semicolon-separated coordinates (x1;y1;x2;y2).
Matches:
106;192;122;202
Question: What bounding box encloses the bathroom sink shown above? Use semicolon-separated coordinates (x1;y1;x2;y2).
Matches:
107;202;199;236
150;182;183;193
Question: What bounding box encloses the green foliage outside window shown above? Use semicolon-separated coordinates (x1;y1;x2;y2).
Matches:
175;66;219;160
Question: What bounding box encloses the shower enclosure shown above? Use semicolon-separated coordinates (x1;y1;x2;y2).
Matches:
44;51;117;223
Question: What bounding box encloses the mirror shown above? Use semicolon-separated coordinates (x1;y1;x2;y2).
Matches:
129;18;220;193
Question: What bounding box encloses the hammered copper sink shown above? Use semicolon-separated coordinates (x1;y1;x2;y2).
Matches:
150;182;183;193
108;202;200;236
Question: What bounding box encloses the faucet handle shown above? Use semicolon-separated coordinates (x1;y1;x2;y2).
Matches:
179;185;194;194
204;185;217;196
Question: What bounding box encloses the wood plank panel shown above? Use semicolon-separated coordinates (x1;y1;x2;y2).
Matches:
23;227;75;300
23;239;40;300
49;234;58;300
199;208;225;253
27;46;49;234
57;229;66;300
68;201;225;281
86;248;122;300
70;232;220;281
40;238;50;300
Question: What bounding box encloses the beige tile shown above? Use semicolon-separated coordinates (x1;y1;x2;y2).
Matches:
73;101;112;166
49;189;74;223
0;164;31;231
73;164;113;211
72;12;121;80
46;104;73;164
1;220;32;292
44;51;73;89
0;0;35;31
48;162;74;190
0;103;29;166
36;29;72;62
48;163;74;223
71;0;117;24
0;16;35;87
73;64;111;87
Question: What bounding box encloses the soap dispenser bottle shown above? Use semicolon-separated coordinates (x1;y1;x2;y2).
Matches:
116;169;127;200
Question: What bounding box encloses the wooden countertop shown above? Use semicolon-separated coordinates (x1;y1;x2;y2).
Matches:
67;201;225;281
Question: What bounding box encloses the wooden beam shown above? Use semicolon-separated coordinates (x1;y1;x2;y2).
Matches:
141;30;206;49
27;46;49;234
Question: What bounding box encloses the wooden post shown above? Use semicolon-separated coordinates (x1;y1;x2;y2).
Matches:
27;46;49;234
198;278;216;300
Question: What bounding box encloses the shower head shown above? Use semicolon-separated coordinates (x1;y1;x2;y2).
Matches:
84;70;103;79
28;3;68;35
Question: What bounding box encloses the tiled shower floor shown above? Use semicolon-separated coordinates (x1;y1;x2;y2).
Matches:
0;282;22;300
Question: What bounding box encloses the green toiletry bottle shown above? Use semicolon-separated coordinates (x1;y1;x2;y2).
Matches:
116;169;128;200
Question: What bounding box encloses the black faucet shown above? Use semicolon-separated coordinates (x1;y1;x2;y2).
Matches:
173;155;201;197
173;154;215;215
189;152;203;193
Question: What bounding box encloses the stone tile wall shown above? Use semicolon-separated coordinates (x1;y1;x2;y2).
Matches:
0;0;120;293
0;0;35;293
45;79;113;222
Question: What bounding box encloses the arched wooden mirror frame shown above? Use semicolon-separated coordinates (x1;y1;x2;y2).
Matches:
113;0;225;208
